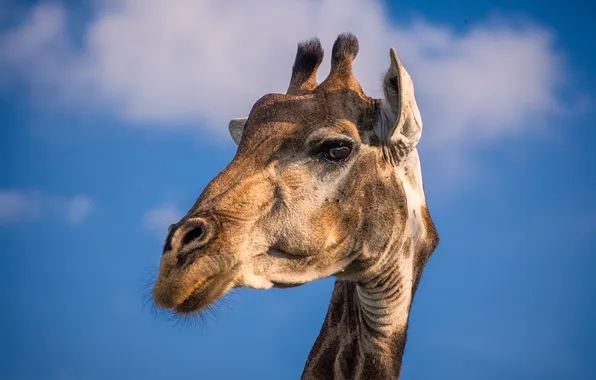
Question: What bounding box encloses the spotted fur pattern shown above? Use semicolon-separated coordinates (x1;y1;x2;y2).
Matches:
153;33;439;379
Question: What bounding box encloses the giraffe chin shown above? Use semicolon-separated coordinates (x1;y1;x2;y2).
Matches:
172;266;239;315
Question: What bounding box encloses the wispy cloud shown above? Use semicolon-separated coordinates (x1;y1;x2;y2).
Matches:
143;205;182;235
65;196;95;223
0;189;94;224
0;190;40;223
0;0;579;175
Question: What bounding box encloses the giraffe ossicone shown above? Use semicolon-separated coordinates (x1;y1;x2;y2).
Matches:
153;33;439;379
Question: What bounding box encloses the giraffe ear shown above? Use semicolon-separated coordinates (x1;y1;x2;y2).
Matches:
228;117;247;145
376;48;423;156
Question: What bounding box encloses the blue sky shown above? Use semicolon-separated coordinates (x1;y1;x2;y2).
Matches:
1;0;595;379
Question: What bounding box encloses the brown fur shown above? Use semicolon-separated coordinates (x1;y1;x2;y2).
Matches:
152;34;439;379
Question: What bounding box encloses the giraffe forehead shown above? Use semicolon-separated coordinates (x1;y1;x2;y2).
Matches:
241;90;378;145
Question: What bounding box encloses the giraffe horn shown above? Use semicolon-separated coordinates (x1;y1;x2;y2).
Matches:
328;33;358;80
286;38;324;95
317;33;365;95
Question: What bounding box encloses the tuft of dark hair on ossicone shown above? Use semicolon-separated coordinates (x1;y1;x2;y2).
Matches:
294;38;324;75
287;37;325;95
331;32;359;66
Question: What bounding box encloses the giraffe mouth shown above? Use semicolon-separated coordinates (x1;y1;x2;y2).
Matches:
173;265;240;315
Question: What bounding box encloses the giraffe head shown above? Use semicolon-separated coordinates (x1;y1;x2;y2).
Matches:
153;34;437;315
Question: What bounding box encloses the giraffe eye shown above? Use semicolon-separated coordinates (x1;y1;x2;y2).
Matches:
320;141;353;162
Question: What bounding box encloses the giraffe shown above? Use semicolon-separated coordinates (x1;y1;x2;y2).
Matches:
153;33;439;379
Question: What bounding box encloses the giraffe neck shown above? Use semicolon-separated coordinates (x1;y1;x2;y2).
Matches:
301;275;413;380
301;152;437;380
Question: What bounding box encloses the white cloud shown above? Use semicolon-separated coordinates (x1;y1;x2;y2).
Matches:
0;1;576;167
0;190;40;223
143;205;182;234
65;196;95;223
0;190;94;224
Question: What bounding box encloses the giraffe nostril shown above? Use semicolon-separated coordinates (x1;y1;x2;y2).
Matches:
164;218;212;258
181;225;205;247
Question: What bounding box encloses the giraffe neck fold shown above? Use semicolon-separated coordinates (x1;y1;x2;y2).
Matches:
301;278;412;380
300;153;437;380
